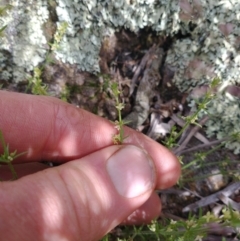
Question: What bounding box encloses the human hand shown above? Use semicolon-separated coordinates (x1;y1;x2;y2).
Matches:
0;90;181;241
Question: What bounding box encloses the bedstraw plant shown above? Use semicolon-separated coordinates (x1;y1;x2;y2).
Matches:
111;82;129;144
102;77;240;240
27;21;68;96
0;130;26;180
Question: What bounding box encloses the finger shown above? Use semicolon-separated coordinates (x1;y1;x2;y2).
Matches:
122;192;161;225
0;145;156;241
1;164;161;226
0;163;49;181
0;91;181;189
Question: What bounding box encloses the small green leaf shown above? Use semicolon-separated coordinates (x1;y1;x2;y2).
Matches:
0;25;7;35
116;103;124;111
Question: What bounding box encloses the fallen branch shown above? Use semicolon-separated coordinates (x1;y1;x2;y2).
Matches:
177;137;230;156
183;182;240;212
174;116;209;154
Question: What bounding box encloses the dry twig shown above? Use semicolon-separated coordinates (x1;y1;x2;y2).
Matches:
183;182;240;212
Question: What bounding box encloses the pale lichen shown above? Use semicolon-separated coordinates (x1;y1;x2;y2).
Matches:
0;0;49;82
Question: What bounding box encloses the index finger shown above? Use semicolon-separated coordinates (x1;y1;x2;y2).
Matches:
0;90;181;189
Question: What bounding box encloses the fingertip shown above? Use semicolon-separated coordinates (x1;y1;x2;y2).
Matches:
122;192;161;225
124;129;181;190
156;148;181;189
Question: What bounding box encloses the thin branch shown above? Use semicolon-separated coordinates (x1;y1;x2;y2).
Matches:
171;114;210;146
182;182;240;212
176;137;230;156
174;115;209;154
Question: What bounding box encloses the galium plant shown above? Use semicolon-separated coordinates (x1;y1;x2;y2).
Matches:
111;82;129;144
148;207;240;241
27;67;48;95
50;21;68;52
178;134;240;188
164;77;221;149
27;22;68;95
102;77;240;240
103;206;240;241
0;130;26;180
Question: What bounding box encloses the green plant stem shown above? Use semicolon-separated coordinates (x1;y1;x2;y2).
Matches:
116;96;124;142
7;162;18;180
111;82;127;144
0;130;26;180
174;106;204;143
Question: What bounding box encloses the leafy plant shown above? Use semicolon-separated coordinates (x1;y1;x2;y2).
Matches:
60;84;71;102
164;77;221;149
27;67;48;95
50;22;68;52
0;130;26;180
101;77;240;240
27;22;68;95
103;206;240;241
111;82;129;144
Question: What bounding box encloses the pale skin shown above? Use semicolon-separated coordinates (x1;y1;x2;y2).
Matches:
0;90;181;241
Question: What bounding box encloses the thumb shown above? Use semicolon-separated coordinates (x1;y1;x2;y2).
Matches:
0;145;156;241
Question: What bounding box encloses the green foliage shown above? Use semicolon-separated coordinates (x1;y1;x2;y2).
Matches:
0;130;26;180
60;84;70;102
0;4;13;16
27;21;68;96
103;207;240;241
0;25;7;37
111;82;128;144
102;77;240;240
27;67;48;95
165;77;220;149
51;22;68;51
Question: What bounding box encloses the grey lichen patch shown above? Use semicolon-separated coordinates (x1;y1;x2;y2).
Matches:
1;0;240;85
52;0;240;88
189;87;240;154
0;0;49;82
54;0;182;73
209;95;240;154
164;0;240;152
166;0;240;91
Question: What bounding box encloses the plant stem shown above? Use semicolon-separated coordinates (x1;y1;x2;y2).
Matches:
7;162;18;180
